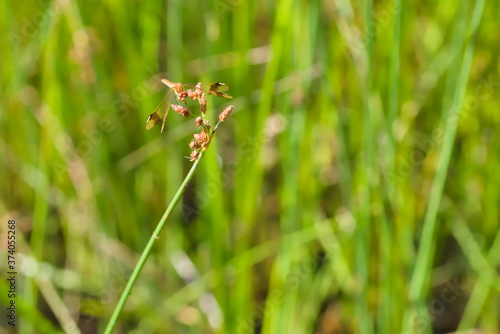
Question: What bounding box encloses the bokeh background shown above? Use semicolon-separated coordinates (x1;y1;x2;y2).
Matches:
1;0;500;333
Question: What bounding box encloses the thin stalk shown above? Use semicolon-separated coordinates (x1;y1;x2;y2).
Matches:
401;1;485;332
104;148;207;334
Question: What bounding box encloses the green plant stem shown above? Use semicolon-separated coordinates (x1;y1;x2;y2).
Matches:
104;149;206;334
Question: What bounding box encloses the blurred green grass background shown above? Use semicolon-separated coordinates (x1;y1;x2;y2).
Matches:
1;0;500;333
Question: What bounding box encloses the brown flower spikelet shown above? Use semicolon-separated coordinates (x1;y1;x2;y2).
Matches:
203;119;211;129
219;105;234;122
189;150;199;161
195;117;203;127
187;89;201;100
189;140;201;150
193;130;209;144
195;82;203;95
171;105;190;117
200;95;207;113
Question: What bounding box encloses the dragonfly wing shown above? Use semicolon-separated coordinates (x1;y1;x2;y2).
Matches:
145;112;162;130
201;83;232;99
146;89;175;131
211;91;233;99
208;91;233;99
207;82;229;92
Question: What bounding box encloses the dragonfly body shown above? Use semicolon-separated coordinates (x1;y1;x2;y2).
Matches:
146;78;232;132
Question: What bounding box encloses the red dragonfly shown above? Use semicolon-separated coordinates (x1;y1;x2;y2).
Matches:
146;78;233;132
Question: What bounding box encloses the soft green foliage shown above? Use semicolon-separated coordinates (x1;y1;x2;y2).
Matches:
1;0;499;333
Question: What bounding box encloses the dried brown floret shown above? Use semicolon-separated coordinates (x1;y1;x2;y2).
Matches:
189;140;201;150
195;117;204;127
171;105;191;117
195;82;203;95
189;150;199;161
187;89;201;100
203;119;211;129
200;95;207;114
193;130;209;144
219;105;234;122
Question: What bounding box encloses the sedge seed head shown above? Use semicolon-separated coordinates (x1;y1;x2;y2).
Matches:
189;150;199;161
193;130;209;144
189;140;201;150
195;117;203;127
219;105;234;122
200;96;207;113
195;82;203;94
171;105;191;117
187;90;201;100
